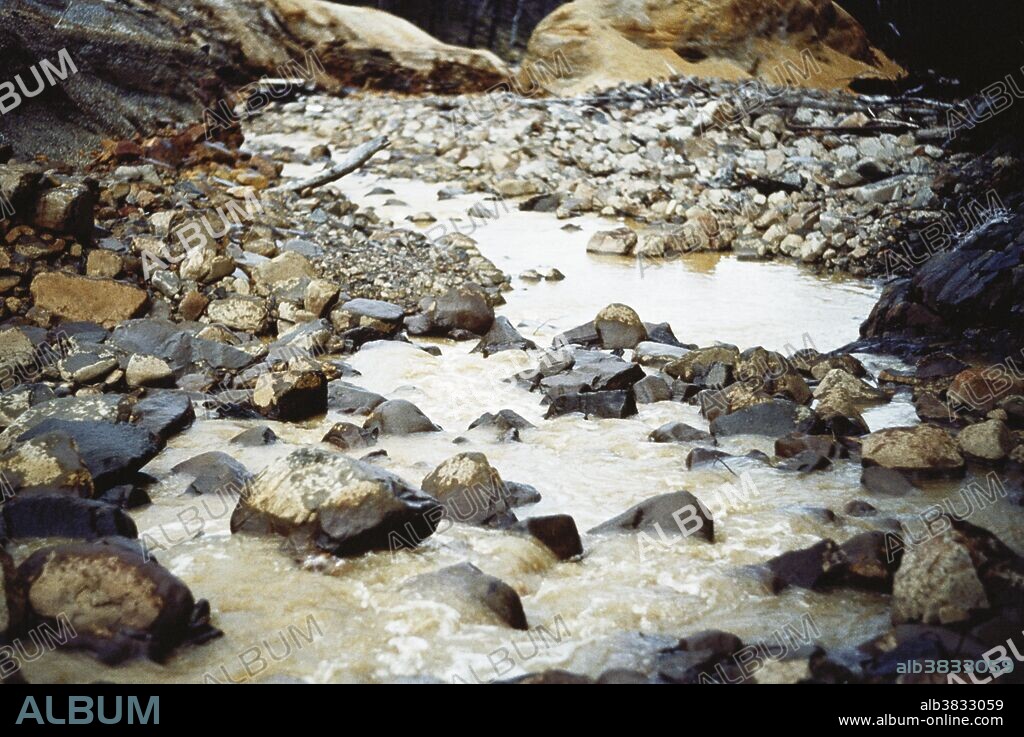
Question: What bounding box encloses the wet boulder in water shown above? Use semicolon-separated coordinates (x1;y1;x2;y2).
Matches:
467;409;534;442
328;381;385;415
252;370;327;422
633;375;672;404
510;515;583;560
421;453;514;527
17;419;162;491
685;447;769;470
649;421;712;443
540;351;645;398
658;630;753;684
664;345;740;383
230;425;278;446
590;490;713;543
813;369;889;406
586;228;636;255
775;433;846;460
839;531;901;592
321;422;378;450
364;399;441;435
545;390;638;419
172;452;252;496
16;539;220;663
0;493;137;543
633;341;690;368
0;431;94;497
595;303;647;350
762;539;847;592
403;562;528;630
861;425;965;478
231;448;442;557
408;285;494;337
471;316;537;357
710;399;820;438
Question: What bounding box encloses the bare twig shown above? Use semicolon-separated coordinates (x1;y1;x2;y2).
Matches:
275;136;390;194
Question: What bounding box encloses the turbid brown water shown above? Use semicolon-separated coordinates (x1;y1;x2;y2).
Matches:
14;160;1024;686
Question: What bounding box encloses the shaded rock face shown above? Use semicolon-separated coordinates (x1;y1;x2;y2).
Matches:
404;562;527;630
0;493;138;543
860;212;1024;355
0;0;508;161
524;0;900;97
16;540;219;663
231;448;442;557
510;515;584;560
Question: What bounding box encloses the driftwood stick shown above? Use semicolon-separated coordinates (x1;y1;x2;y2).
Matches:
276;136;390;193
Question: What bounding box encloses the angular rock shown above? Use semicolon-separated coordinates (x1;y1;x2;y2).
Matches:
763;539;846;592
1;493;137;542
206;296;270;333
17;419;162;490
587;228;636;255
957;420;1014;462
30;273;147;326
649;421;712;443
172;452;252;496
321;422;378;451
328;381;385;415
467;409;534;442
230;425;278;446
545;390;638;419
471;316;537;357
710;399;819;438
633;375;672;404
130;390;195;442
252;370;327;422
0;431;93;497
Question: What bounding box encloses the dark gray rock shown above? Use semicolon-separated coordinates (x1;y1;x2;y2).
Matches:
589;490;713;542
710;400;820;438
364;399;440;435
510;515;583;560
472;316;537;357
172;452;252;496
403;562;527;630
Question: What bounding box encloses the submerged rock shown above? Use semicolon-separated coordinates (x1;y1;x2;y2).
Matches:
403;562;528;630
510;515;583;560
231;448;442;556
590;490;713;542
363;399;440;434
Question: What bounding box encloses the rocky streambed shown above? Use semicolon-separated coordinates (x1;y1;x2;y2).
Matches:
2;76;1024;685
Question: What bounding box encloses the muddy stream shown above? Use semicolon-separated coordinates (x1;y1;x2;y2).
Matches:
15;137;1024;685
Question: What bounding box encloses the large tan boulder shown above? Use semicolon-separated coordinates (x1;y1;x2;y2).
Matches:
30;272;147;326
522;0;901;95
